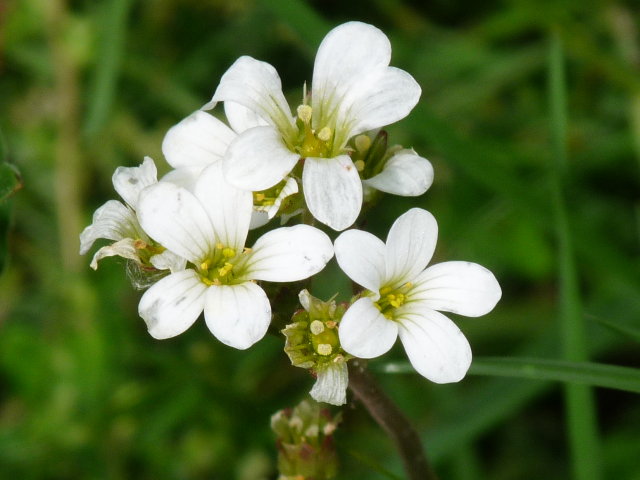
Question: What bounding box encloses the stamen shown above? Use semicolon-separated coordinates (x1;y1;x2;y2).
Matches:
317;127;332;142
222;247;236;258
310;320;325;335
297;104;313;124
354;160;365;172
317;344;332;356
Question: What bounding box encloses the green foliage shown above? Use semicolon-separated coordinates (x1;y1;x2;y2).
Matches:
1;0;639;479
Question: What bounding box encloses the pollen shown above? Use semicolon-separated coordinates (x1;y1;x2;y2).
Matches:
222;247;236;258
200;260;210;271
310;320;325;335
317;343;332;356
297;104;313;124
354;159;365;172
217;262;234;277
317;126;332;142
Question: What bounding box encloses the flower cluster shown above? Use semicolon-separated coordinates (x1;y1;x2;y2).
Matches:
81;21;500;404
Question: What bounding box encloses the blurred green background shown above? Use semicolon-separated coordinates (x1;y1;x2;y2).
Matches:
1;0;639;478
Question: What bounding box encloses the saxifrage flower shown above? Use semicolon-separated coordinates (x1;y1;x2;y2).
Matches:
207;21;421;231
334;208;501;383
136;162;334;349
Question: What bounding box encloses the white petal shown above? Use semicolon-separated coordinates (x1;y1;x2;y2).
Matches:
334;229;386;295
210;56;295;137
162;111;236;169
224;100;269;133
363;149;434;196
243;225;333;282
112;157;158;208
224;126;300;191
409;261;502;317
204;282;271;350
310;362;348;406
194;162;253;252
343;67;421;137
79;200;140;254
397;308;472;383
137;182;215;264
338;297;398;359
150;249;187;273
160;166;201;191
312;22;390;137
302;155;362;231
89;238;140;270
249;210;270;230
311;22;420;144
385;208;438;284
138;270;207;339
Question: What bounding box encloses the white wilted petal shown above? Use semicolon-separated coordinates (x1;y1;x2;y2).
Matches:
310;362;348;406
204;282;271;350
137;182;215;264
244;225;333;282
138;269;207;339
79;200;140;254
112;157;158;208
385;208;438;283
410;261;502;317
334;229;386;296
224;126;300;192
302;155;362;231
338;297;398;359
363;149;434;196
89;238;140;270
162;111;236;169
397;307;472;383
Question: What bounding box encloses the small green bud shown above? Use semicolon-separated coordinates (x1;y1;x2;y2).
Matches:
271;399;341;480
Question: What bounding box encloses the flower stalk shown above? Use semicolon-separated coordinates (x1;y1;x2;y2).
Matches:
347;360;438;480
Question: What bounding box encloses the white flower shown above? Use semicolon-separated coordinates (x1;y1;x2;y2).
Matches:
136;162;334;348
207;21;421;231
334;208;501;383
161;109;299;225
79;157;184;272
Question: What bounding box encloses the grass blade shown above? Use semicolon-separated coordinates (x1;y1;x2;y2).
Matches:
548;28;602;480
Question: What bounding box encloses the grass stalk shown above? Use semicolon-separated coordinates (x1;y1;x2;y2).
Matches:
548;28;601;480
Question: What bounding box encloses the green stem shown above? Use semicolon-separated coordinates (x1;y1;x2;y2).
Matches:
548;28;601;480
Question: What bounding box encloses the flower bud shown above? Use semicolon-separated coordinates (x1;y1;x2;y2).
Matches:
282;290;351;405
271;399;341;480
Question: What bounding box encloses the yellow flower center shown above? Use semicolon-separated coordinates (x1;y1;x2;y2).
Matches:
198;244;250;286
374;282;413;319
296;104;333;158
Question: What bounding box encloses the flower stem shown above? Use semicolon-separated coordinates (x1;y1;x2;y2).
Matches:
347;360;438;480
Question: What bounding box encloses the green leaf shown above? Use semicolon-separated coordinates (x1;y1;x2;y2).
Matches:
381;357;640;394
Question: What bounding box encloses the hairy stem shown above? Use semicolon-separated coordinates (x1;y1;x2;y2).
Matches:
348;360;438;480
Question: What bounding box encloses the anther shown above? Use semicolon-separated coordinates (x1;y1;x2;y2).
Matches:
317;127;332;142
317;344;332;356
310;320;325;335
297;105;313;124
